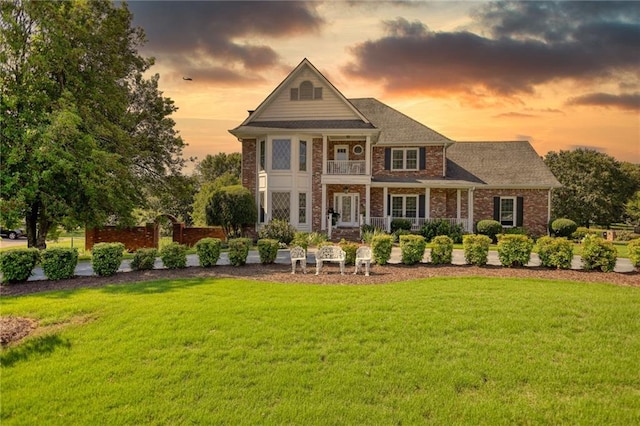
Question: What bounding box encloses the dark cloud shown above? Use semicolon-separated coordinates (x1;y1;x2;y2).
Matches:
128;1;323;83
567;92;640;111
344;2;640;103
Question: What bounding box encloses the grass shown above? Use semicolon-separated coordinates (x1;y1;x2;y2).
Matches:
2;277;639;424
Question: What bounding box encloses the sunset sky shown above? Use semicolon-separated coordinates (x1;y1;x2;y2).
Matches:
127;1;640;169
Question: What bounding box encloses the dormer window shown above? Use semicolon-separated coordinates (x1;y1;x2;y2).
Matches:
290;80;322;100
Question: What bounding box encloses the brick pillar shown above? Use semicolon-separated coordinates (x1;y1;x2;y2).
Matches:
172;222;184;245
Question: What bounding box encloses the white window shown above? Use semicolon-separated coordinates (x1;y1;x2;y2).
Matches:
298;193;307;224
299;140;307;171
272;139;291;170
259;140;266;171
500;197;516;227
391;195;418;218
291;81;322;101
391;148;419;171
272;192;290;221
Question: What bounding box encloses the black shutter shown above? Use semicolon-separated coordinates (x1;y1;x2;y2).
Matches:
387;194;391;216
419;147;426;170
384;148;391;170
419;194;425;218
493;197;500;221
516;196;524;227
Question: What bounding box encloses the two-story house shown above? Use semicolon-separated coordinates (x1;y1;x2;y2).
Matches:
229;59;561;239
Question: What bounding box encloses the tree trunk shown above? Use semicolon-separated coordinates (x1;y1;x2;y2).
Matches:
25;201;50;249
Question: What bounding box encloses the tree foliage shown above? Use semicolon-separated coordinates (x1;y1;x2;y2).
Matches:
191;172;240;226
194;152;241;184
205;185;256;238
544;149;636;227
0;0;185;247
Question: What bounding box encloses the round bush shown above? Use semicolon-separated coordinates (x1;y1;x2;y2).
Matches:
257;239;279;264
160;242;188;269
476;220;502;242
430;235;453;265
496;234;533;267
92;243;125;277
42;247;79;280
130;248;158;271
371;234;394;265
628;239;640;269
195;238;221;267
228;238;251;266
0;248;40;284
399;234;426;265
551;218;578;238
463;234;492;266
536;236;574;269
339;239;358;266
581;235;617;272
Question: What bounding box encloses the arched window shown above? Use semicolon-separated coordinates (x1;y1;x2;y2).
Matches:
299;80;313;100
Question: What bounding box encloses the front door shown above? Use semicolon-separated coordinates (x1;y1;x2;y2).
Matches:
335;193;359;227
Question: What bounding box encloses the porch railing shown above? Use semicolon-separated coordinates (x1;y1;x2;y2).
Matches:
367;217;470;233
326;160;366;175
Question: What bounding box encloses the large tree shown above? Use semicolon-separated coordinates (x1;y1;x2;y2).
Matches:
194;152;241;184
544;149;635;227
1;0;185;248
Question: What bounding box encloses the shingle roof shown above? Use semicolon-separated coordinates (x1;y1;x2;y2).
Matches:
349;98;451;145
243;120;375;129
446;141;561;187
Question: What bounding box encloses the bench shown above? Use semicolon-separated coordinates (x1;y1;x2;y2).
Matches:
290;246;307;274
353;246;372;276
315;245;346;275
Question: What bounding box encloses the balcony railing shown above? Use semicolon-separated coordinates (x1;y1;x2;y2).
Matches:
367;217;470;233
326;160;366;175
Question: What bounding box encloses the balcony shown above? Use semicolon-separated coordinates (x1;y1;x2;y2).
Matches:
326;160;366;175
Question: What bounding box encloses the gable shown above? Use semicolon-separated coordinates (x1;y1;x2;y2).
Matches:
247;60;366;123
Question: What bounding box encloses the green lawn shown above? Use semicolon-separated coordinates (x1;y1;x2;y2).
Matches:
2;277;639;424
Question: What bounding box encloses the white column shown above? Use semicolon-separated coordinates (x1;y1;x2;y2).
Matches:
365;136;371;176
468;188;474;232
383;186;388;221
548;188;552;236
365;184;371;224
425;187;430;219
321;184;327;230
322;135;327;175
456;189;461;221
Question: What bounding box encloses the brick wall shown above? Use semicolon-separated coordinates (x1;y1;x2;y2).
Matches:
473;189;550;237
85;225;158;252
172;223;226;247
311;138;323;232
372;145;444;178
241;139;257;199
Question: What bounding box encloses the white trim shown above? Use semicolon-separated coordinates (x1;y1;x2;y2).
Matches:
334;144;349;161
390;194;419;218
352;144;363;155
425;187;430;219
365;136;371;176
390;148;419;171
456;189;461;221
499;196;517;227
321;183;327;230
468;188;474;232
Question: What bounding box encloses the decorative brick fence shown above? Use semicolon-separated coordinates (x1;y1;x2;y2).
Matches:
86;223;226;252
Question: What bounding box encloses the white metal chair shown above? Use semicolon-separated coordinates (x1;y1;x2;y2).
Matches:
354;246;372;276
290;246;307;274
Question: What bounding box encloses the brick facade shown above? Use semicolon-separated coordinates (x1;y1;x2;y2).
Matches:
372;145;444;178
241;139;257;199
311;138;323;232
85;225;158;252
473;188;550;237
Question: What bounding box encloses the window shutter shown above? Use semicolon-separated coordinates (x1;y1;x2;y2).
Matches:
419;194;425;218
493;197;500;221
384;148;391;170
290;88;298;100
419;147;426;170
516;197;524;227
387;194;391;216
314;87;322;99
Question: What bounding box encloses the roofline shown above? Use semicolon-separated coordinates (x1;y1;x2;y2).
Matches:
229;127;380;139
239;58;370;127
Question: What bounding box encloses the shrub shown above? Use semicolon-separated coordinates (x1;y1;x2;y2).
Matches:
371;234;394;265
228;238;251;266
258;219;296;245
339;239;358;266
430;235;453;265
257;239;279;264
536;236;574;269
0;248;40;284
571;227;597;241
628;239;640;269
551;218;578;238
160;242;188;269
362;229;387;245
399;234;426;265
581;234;617;272
420;219;464;243
390;218;412;233
195;238;221;267
130;248;158;271
41;247;78;280
392;229;411;243
92;242;125;277
476;220;502;242
463;234;492;266
615;230;639;242
497;234;533;267
290;232;311;251
361;224;378;235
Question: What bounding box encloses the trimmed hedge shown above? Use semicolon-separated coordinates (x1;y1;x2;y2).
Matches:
195;238;222;267
130;248;158;271
430;235;453;265
463;234;492;266
257;239;279;264
390;218;412;233
371;234;394;265
551;218;578;238
228;238;251;266
628;239;640;269
497;234;533;267
0;248;40;284
536;236;574;269
339;239;358;266
399;234;426;265
160;243;188;269
41;247;78;280
92;243;125;277
581;235;617;272
476;220;502;243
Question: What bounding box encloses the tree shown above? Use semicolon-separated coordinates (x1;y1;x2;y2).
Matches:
1;1;185;248
191;172;240;226
625;191;640;227
194;153;241;184
205;185;257;238
544;149;634;227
